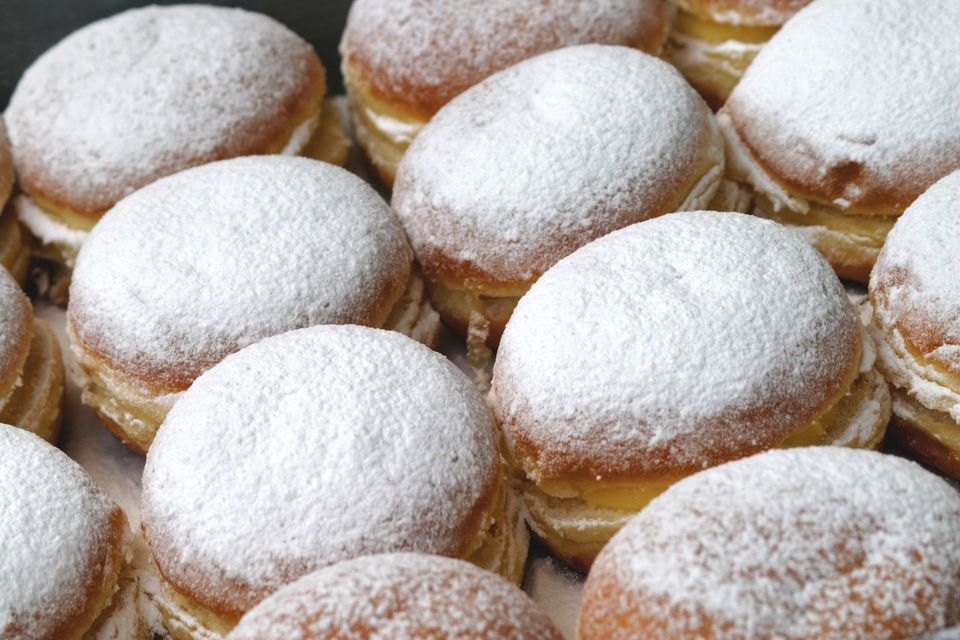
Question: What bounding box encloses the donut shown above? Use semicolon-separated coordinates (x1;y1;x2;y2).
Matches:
490;212;890;570
664;0;812;108
718;0;960;282
579;447;960;639
0;267;64;442
392;45;725;347
5;4;349;291
340;0;669;186
226;553;562;640
0;423;145;638
869;170;960;478
140;325;526;637
67;156;438;455
0;119;30;287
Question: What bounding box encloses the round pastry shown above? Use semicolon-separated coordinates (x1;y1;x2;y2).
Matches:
870;170;960;478
579;447;960;639
140;325;526;637
67;156;438;455
491;211;890;570
340;0;669;186
0;423;143;639
0;119;30;287
665;0;812;108
0;267;64;442
718;0;960;282
226;553;562;640
392;45;724;346
5;4;349;290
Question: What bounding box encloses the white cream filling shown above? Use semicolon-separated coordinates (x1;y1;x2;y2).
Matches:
676;116;726;211
14;195;88;264
668;30;764;79
360;102;425;147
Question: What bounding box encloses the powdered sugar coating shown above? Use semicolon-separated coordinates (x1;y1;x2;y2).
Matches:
492;212;859;480
581;448;960;638
141;325;500;617
0;423;123;638
871;171;960;378
393;45;722;290
68;156;412;392
227;553;562;639
341;0;667;114
0;119;12;206
0;269;30;392
725;0;960;212
5;4;323;216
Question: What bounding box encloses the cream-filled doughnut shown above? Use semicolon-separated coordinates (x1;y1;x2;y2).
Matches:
0;120;29;287
67;156;437;455
0;423;144;639
665;0;811;108
491;212;889;570
140;325;525;638
870;171;960;478
393;45;724;346
340;0;668;186
5;4;349;295
0;268;64;442
718;0;960;282
579;447;960;639
226;554;561;640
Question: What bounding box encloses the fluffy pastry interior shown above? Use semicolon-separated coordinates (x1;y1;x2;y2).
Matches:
69;271;439;455
343;63;429;187
0;319;65;443
0;206;31;286
15;98;348;278
718;111;898;282
665;5;777;107
507;328;890;571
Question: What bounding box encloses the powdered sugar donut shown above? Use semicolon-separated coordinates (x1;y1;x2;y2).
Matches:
0;423;144;638
0;268;64;442
0;119;29;287
719;0;960;281
226;554;562;640
141;325;525;637
5;4;349;289
665;0;812;108
67;156;437;455
340;0;668;186
870;171;960;478
579;447;960;639
393;45;725;346
491;211;889;569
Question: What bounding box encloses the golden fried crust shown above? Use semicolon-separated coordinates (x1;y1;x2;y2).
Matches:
0;119;12;208
673;0;812;26
726;107;936;216
887;389;960;479
341;0;669;118
14;60;326;222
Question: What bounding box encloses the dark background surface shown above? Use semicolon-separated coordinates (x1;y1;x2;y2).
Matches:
0;0;356;109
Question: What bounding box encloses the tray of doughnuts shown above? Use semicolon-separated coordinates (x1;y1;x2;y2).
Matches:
2;1;960;638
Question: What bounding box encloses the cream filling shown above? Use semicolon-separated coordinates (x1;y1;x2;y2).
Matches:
14;194;88;266
382;270;441;347
870;314;960;423
360;103;424;147
668;29;764;80
279;109;322;156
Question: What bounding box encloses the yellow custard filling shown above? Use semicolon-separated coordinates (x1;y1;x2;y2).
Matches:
764;199;897;248
674;8;779;45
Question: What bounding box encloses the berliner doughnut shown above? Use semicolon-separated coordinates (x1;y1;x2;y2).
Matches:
5;4;349;294
226;553;562;640
0;119;29;287
140;325;526;638
870;171;960;479
0;267;64;442
665;0;811;109
67;156;437;455
340;0;669;186
392;45;725;347
491;212;889;570
718;0;960;282
0;423;145;639
579;447;960;639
